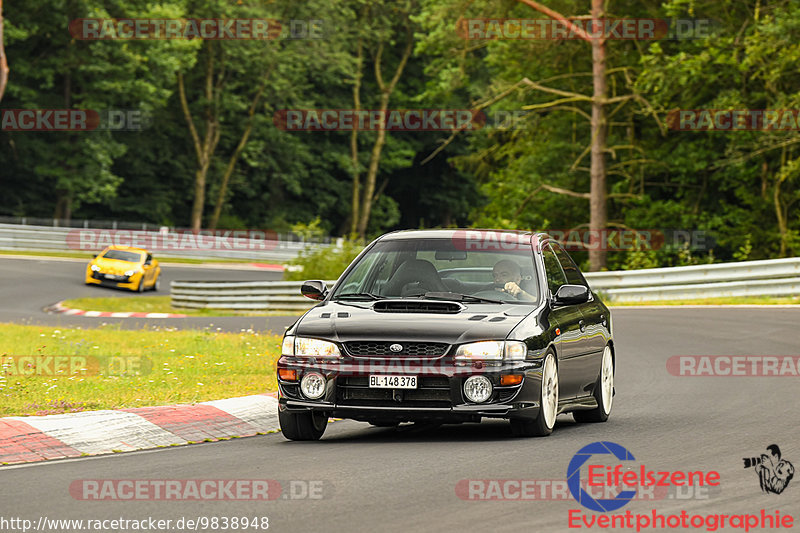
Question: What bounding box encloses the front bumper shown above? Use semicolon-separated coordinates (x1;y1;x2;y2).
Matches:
277;357;545;423
85;270;139;290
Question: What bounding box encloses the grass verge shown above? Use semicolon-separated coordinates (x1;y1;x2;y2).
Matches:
60;296;303;317
609;295;800;306
0;323;281;417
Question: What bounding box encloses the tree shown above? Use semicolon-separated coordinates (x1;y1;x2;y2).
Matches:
0;0;8;102
346;0;417;239
0;0;196;220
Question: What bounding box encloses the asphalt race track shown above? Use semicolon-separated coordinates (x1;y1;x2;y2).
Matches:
1;260;798;532
0;256;297;333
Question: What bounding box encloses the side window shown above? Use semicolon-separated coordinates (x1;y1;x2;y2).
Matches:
552;243;587;287
542;244;568;295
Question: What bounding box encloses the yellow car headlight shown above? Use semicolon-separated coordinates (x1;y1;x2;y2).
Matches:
283;336;341;357
455;340;527;362
90;264;101;272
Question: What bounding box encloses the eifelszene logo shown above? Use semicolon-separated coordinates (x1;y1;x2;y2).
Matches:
567;441;638;512
743;445;794;494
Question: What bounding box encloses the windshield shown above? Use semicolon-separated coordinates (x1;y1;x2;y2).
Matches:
333;238;539;304
101;250;143;263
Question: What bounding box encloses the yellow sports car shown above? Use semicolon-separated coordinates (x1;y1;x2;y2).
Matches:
85;245;161;292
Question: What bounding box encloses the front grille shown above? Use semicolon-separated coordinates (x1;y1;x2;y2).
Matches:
344;341;449;357
341;388;451;403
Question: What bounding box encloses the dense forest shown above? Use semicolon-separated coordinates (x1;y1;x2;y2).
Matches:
1;0;798;270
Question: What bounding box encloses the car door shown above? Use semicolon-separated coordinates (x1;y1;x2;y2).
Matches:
541;243;587;399
552;242;606;397
143;254;154;285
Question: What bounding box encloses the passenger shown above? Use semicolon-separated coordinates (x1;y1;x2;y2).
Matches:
492;259;536;301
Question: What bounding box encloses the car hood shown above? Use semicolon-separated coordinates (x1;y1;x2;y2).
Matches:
92;258;141;274
292;300;533;345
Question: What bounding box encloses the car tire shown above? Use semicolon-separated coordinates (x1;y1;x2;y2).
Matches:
279;409;327;441
137;277;145;293
152;277;160;292
574;344;614;423
510;351;558;437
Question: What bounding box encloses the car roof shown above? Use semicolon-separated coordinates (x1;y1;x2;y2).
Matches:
378;228;550;244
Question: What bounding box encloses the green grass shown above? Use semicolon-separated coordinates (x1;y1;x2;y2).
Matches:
609;295;800;306
60;296;302;317
0;249;272;265
0;323;282;416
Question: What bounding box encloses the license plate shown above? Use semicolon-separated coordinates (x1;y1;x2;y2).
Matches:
104;274;124;280
369;375;417;389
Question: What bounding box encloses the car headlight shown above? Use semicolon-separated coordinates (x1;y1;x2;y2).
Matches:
90;265;101;272
124;270;136;277
282;336;341;357
455;340;527;362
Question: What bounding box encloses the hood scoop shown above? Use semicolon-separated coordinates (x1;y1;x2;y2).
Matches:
373;300;463;314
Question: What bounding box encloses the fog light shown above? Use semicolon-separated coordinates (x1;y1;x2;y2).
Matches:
278;368;297;381
500;374;524;386
463;375;492;403
300;372;326;399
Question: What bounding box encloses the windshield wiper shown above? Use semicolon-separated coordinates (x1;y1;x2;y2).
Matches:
334;292;386;300
405;291;505;304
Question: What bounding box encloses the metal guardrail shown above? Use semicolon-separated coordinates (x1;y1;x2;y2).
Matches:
587;257;800;302
169;258;800;310
171;281;338;311
0;222;324;261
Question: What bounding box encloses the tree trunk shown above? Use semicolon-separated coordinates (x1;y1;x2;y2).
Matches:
53;191;72;221
179;42;221;232
209;78;268;230
349;35;364;238
588;0;607;271
0;0;9;102
356;92;390;238
355;33;413;239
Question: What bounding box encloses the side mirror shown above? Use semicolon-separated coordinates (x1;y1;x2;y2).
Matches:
553;284;590;306
92;254;98;258
301;280;328;301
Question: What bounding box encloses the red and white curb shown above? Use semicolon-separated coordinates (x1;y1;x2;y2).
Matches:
46;301;188;318
0;394;280;465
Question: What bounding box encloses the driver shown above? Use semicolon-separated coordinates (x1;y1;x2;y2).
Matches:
492;260;536;301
